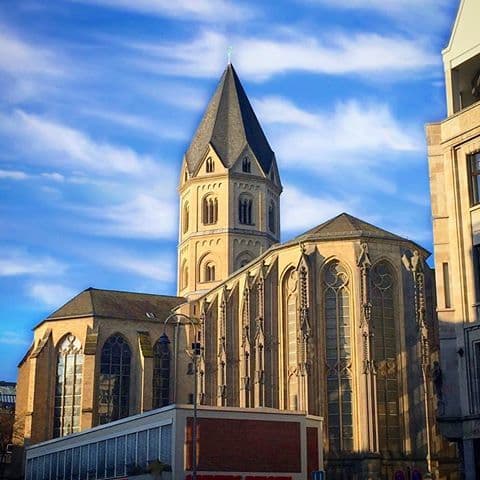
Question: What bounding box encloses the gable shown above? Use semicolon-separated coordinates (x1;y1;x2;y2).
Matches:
444;0;480;68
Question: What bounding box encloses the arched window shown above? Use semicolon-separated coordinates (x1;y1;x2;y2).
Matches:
202;195;218;225
238;194;253;225
184;170;188;182
54;335;83;438
205;262;216;282
283;268;298;410
153;334;171;408
268;201;275;233
183;202;189;234
182;262;189;290
324;261;353;453
270;169;275;182
242;156;251;173
371;261;401;453
98;335;131;425
236;251;254;270
206;157;215;173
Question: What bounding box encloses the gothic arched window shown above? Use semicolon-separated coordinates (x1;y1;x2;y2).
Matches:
54;335;83;438
206;157;215;173
182;262;189;290
371;261;401;453
98;335;131;425
183;202;189;234
324;261;353;453
242;156;251;173
283;268;299;410
153;334;171;408
205;262;216;282
239;194;253;225
202;195;218;225
268;201;275;233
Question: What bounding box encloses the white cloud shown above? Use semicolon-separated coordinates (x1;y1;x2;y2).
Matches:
95;250;176;282
0;331;30;346
41;172;65;182
132;29;437;81
254;96;420;173
0;250;66;277
79;108;187;140
282;184;354;232
0;29;61;76
78;192;178;239
0;110;161;177
74;0;253;22
0;169;29;180
29;283;76;308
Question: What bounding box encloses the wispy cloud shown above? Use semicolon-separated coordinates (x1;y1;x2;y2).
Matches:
0;110;161;176
79;108;187;139
0;169;29;180
93;249;176;282
131;29;438;81
28;282;76;308
0;330;30;346
76;191;178;239
74;0;254;22
0;29;61;76
255;95;420;174
0;250;66;277
282;184;355;233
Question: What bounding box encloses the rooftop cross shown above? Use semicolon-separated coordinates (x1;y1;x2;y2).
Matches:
227;46;233;64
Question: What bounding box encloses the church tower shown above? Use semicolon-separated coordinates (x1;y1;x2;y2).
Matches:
178;64;282;299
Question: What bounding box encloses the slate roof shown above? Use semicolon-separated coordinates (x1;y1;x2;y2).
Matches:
294;212;417;245
46;288;185;322
185;63;275;175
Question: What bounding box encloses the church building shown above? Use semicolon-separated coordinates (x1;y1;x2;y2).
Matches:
15;64;459;479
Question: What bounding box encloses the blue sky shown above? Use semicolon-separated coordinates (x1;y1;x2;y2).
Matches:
0;0;459;381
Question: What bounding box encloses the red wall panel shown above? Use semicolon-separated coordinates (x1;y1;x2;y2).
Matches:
186;417;302;472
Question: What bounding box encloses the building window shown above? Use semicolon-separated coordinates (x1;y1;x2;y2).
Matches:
205;262;216;282
184;170;188;182
283;268;298;411
242;156;251;173
206;157;215;173
268;201;275;233
443;262;451;308
183;202;189;234
324;261;353;453
182;262;189;290
470;152;480;205
54;335;83;438
202;195;218;225
239;194;253;225
371;261;401;453
153;334;171;408
236;251;253;270
474;246;480;302
98;335;131;425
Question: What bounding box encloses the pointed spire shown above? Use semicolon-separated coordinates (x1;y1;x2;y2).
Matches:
185;64;275;175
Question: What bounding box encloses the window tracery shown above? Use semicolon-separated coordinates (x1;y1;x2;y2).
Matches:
54;335;83;438
98;335;131;425
324;261;353;453
153;334;171;408
371;261;401;453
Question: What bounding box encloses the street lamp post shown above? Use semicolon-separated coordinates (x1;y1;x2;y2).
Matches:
163;311;201;480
